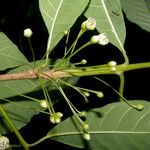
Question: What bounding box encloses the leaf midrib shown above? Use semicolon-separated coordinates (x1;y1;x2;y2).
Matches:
101;0;124;51
49;131;150;138
46;0;63;50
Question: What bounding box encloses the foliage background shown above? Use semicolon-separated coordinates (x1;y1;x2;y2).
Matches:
0;0;150;149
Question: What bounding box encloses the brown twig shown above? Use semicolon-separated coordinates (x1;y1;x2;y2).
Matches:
0;69;71;81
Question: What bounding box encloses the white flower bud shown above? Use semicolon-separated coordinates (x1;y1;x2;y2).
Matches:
81;18;96;30
23;28;33;38
85;18;96;30
83;133;91;141
98;33;109;45
108;61;117;67
81;59;87;65
90;35;99;44
96;91;104;98
40;100;48;108
0;136;9;150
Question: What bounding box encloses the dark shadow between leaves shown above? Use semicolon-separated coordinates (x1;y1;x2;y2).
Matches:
87;109;104;118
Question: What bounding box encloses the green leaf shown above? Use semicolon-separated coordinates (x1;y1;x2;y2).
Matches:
120;0;150;32
0;33;28;71
85;0;126;51
0;101;43;134
39;0;89;51
145;0;150;13
48;100;150;150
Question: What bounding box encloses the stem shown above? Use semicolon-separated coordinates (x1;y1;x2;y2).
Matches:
0;104;29;150
67;41;91;60
41;85;53;114
27;38;35;67
29;136;49;147
56;41;90;70
122;51;129;65
63;29;85;58
70;29;85;54
0;98;49;115
118;73;125;101
57;85;84;126
1;62;150;81
66;62;150;77
94;77;139;109
64;30;70;56
58;79;88;103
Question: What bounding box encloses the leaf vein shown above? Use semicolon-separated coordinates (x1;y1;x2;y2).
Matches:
48;0;56;11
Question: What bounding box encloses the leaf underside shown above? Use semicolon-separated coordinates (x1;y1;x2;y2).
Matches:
0;101;43;134
120;0;150;32
49;100;150;150
39;0;89;51
0;33;28;71
85;0;126;51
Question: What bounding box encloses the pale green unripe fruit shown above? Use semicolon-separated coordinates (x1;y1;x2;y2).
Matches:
23;28;33;38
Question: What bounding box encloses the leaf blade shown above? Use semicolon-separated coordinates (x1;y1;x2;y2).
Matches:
0;101;43;134
0;33;28;71
39;0;89;51
48;100;150;149
85;0;126;51
120;0;150;32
